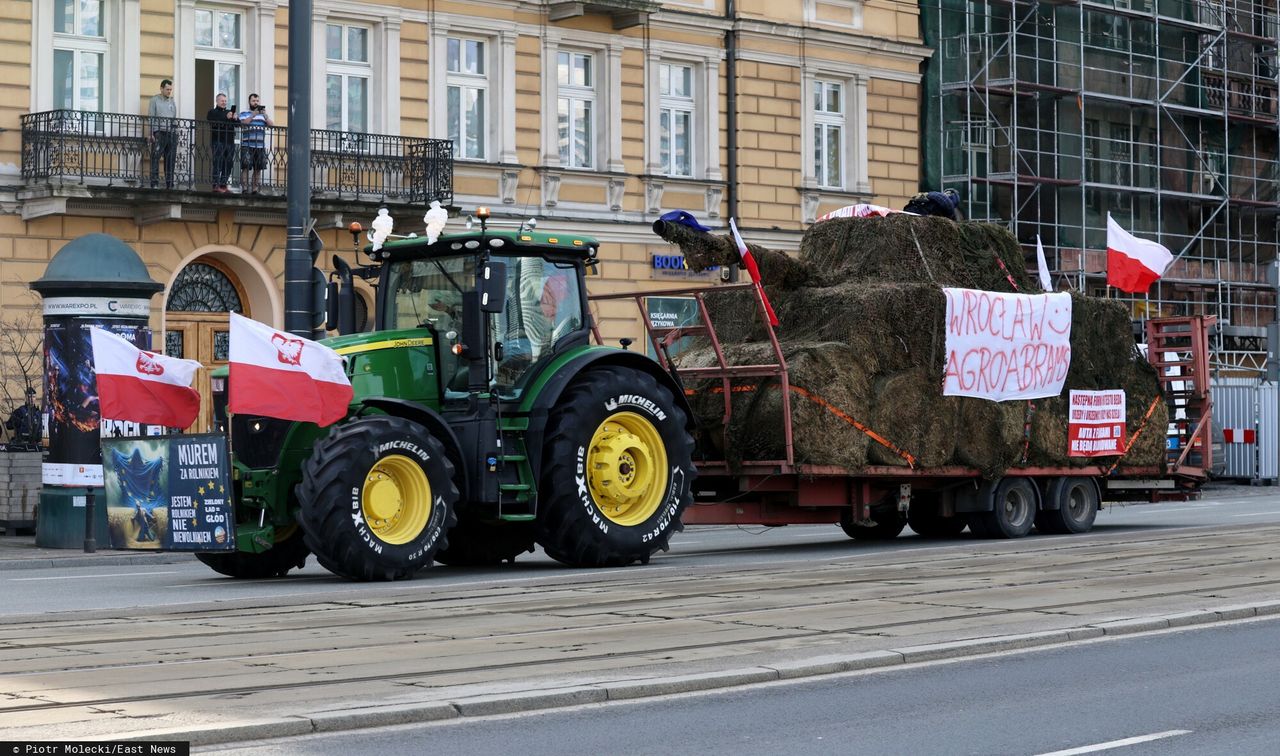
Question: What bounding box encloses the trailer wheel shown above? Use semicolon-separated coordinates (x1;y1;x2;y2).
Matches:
971;477;1037;539
297;416;459;581
434;518;536;566
537;367;695;567
839;505;907;540
1036;477;1099;534
196;523;309;578
907;497;967;538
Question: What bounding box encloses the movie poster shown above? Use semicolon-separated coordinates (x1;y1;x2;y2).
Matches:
101;434;235;551
43;317;158;486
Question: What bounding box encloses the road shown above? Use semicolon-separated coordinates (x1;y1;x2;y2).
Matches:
1;483;1277;744
3;484;1275;617
201;615;1280;756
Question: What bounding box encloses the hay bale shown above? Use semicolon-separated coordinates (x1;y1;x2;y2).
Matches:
954;398;1027;476
865;368;956;468
677;341;873;470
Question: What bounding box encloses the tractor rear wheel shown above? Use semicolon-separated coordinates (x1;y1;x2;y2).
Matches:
195;524;309;578
434;517;536;566
536;367;694;567
297;415;459;581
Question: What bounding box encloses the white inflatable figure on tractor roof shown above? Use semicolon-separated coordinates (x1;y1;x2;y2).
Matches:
369;208;394;252
424;200;448;245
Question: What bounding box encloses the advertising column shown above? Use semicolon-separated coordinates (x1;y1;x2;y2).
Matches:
30;234;164;548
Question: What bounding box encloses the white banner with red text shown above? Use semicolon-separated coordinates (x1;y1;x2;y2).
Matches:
942;288;1073;402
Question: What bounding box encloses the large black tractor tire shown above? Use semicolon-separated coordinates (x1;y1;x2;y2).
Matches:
970;477;1037;539
434;517;536;566
1035;477;1100;534
536;367;695;568
296;415;459;581
839;504;907;540
907;495;968;538
196;524;310;578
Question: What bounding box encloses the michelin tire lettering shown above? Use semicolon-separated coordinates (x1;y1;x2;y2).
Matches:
603;394;668;422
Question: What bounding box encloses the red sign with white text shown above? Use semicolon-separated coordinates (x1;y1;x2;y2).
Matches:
1068;389;1127;457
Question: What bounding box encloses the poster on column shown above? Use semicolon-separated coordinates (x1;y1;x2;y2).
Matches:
42;316;163;486
101;434;235;551
1068;389;1127;457
942;288;1073;402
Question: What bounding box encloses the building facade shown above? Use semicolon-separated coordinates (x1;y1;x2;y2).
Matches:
923;0;1280;372
0;0;930;423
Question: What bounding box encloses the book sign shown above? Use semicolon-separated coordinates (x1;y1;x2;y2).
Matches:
1068;390;1127;457
100;433;235;551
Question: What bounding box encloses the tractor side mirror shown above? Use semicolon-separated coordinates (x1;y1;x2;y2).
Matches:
479;260;507;314
325;280;339;332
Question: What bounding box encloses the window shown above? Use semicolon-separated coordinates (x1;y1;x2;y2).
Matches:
53;0;107;111
813;80;844;188
325;23;371;132
557;51;595;169
195;6;244;109
658;63;694;177
446;37;487;160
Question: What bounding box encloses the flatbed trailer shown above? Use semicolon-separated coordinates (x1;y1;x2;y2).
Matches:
591;284;1214;538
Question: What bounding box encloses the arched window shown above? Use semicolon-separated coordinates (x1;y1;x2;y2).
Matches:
166;262;244;313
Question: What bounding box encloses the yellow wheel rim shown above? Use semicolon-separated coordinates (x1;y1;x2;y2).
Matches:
587;411;669;526
360;454;432;545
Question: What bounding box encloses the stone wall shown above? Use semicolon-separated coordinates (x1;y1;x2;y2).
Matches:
0;451;40;530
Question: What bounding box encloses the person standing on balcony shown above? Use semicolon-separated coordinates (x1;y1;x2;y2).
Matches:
238;93;273;195
147;79;178;189
206;92;238;193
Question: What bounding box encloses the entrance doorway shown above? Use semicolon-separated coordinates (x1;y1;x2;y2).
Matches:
164;259;245;432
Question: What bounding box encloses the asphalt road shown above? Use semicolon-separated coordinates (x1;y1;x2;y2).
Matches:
200;615;1280;756
3;484;1276;617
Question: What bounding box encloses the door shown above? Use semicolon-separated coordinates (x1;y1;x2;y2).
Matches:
165;314;231;433
164;259;246;433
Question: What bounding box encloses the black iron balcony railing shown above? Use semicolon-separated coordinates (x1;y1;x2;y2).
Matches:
20;110;453;205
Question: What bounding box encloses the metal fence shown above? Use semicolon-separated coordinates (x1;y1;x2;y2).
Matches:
20;110;453;205
1211;377;1279;482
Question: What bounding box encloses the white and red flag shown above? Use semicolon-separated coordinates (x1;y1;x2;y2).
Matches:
228;313;353;427
814;203;900;223
89;327;201;428
1106;214;1172;294
728;218;780;327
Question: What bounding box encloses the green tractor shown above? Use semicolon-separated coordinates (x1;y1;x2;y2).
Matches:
200;215;696;580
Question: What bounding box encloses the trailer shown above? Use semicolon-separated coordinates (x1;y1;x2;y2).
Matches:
592;284;1214;539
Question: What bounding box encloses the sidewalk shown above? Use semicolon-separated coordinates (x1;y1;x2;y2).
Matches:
0;530;195;569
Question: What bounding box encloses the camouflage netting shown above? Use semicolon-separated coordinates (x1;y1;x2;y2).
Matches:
656;215;1167;478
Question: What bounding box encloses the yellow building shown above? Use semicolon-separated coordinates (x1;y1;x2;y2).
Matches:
0;0;928;419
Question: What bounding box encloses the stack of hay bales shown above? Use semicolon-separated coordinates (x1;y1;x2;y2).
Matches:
657;214;1166;478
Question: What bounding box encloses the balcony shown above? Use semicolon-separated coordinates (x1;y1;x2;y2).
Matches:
19;110;453;219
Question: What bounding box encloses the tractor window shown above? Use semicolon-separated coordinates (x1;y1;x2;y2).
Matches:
383;257;472;393
493;257;583;397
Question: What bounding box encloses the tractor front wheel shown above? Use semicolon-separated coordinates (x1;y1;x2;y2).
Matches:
195;524;309;578
536;367;695;567
297;415;459;581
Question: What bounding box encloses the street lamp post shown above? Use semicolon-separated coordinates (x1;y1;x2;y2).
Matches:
284;0;314;337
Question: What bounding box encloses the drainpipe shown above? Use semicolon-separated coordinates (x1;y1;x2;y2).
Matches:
283;0;314;337
724;0;740;282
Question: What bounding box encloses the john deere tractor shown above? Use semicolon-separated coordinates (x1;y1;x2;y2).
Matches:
198;213;695;580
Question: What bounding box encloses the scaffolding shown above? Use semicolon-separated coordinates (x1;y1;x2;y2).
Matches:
923;0;1280;372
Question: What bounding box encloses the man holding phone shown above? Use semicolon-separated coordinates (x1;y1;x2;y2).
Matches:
238;93;273;195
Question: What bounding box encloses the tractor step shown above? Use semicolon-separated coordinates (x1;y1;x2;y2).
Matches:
499;454;527;463
500;483;533;492
499;514;537;522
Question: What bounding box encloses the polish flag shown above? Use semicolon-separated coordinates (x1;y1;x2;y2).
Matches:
728;217;780;327
89;327;201;428
228;313;353;427
1106;214;1172;294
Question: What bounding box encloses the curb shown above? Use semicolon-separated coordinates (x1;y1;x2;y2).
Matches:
0;553;196;570
111;599;1280;747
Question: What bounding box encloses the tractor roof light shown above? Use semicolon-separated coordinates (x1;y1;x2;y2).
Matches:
475;207;491;220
